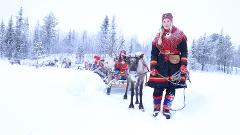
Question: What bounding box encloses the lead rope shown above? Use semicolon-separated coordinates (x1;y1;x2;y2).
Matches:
155;71;190;111
171;88;186;111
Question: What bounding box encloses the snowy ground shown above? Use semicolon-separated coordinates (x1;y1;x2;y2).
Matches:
0;60;239;135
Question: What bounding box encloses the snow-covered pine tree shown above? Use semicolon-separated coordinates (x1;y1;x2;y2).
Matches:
4;16;15;59
109;16;117;57
133;38;143;53
204;34;218;71
116;33;125;55
215;34;233;73
71;30;77;52
0;21;5;57
14;7;25;59
223;35;234;73
235;46;240;68
141;40;151;60
14;7;29;59
21;18;30;59
128;38;133;55
128;36;142;55
215;29;234;73
193;34;211;71
80;31;91;54
76;31;88;63
32;21;45;59
206;33;219;67
231;45;240;74
98;15;110;58
42;12;58;55
88;33;98;54
62;30;76;54
76;43;84;64
189;40;199;70
215;33;224;71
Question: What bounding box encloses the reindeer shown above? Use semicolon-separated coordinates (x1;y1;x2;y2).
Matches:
61;58;72;68
124;53;149;111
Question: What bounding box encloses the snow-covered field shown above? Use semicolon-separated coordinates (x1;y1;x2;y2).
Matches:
0;60;239;135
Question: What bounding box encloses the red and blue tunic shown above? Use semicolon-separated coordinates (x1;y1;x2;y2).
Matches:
147;26;188;89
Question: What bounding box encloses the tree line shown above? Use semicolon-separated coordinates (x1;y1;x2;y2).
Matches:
0;7;149;63
189;31;240;73
1;7;240;74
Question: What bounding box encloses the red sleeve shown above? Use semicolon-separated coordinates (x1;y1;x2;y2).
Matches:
121;63;128;71
115;61;119;68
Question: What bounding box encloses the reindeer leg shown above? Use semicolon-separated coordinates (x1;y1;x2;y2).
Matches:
138;82;144;111
135;80;139;104
128;82;134;109
123;79;129;99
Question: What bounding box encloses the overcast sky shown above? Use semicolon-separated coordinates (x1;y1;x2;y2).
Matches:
0;0;239;45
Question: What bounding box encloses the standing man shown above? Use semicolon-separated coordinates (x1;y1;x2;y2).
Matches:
146;13;188;119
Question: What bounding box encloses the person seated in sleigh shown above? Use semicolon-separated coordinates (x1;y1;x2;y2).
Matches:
114;50;128;80
92;55;101;70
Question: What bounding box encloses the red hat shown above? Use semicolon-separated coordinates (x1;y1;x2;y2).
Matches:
120;50;126;56
94;55;101;60
162;13;173;21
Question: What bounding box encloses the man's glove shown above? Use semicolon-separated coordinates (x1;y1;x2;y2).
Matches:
180;74;186;81
150;69;158;76
180;65;187;74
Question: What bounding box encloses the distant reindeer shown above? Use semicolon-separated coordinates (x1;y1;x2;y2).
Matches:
44;59;58;67
124;53;148;110
9;58;21;65
61;58;71;68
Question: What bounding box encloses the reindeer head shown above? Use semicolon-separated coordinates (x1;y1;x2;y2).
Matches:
125;54;144;72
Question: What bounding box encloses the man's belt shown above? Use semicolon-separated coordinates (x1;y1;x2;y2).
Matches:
159;50;180;55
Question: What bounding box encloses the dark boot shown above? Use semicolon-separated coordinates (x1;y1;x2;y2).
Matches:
163;109;171;119
163;94;174;119
153;108;160;117
152;95;162;117
152;88;164;117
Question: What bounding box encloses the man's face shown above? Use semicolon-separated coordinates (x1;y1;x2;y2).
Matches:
121;53;125;57
162;18;172;30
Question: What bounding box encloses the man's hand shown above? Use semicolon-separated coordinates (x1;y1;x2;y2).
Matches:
150;69;158;76
180;65;187;74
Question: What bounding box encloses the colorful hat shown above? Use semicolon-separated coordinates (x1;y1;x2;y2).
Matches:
120;50;126;56
162;13;173;21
